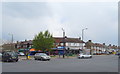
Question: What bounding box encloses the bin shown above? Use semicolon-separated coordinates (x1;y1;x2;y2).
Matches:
28;55;30;59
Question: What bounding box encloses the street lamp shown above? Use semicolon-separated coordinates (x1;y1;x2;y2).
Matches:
82;28;88;53
8;33;14;51
8;33;13;43
62;28;65;58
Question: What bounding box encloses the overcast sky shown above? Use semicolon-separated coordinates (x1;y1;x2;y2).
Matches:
1;2;118;45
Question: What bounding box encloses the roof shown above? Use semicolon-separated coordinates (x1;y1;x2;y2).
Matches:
53;37;85;43
18;40;32;45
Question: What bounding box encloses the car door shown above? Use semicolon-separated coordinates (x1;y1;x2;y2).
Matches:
38;53;42;59
3;53;10;60
34;54;38;59
36;53;40;59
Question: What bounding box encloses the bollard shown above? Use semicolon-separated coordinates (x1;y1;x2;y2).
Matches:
28;55;30;59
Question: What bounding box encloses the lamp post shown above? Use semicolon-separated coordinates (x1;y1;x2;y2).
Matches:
62;28;65;58
8;33;14;51
82;28;88;53
9;33;13;43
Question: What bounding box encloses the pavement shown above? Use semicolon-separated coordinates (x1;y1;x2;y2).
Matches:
18;55;77;60
2;55;118;72
18;55;116;60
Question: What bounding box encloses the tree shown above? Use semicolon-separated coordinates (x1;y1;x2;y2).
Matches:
32;30;54;53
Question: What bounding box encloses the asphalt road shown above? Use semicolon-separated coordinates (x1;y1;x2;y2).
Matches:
2;55;119;72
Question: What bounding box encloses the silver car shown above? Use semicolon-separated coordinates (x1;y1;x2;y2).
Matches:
34;53;51;61
78;53;92;59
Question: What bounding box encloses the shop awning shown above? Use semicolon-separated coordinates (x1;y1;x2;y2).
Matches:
29;48;35;51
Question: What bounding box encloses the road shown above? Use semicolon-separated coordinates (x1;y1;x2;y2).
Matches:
2;55;119;72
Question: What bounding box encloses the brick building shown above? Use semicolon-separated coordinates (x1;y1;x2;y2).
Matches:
14;37;85;55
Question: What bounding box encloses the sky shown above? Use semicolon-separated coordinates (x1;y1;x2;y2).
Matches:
1;1;118;46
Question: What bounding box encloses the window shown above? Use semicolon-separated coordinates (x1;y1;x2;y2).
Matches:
60;43;63;46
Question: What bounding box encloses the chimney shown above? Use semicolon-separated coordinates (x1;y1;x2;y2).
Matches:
65;36;67;39
79;37;81;40
25;39;27;42
103;43;105;45
88;40;92;42
109;44;111;46
17;41;19;43
113;45;115;47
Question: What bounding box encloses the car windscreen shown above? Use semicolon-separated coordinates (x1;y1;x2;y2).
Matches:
39;53;47;56
7;52;17;57
80;53;86;55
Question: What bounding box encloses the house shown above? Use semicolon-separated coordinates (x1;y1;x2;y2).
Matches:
53;37;85;54
0;45;2;52
15;37;85;55
2;43;17;51
85;40;109;55
15;40;33;49
108;44;118;54
14;38;120;55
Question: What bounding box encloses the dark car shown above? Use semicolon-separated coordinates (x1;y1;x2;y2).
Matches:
115;52;120;55
2;51;19;62
118;54;120;59
116;52;120;58
0;53;2;61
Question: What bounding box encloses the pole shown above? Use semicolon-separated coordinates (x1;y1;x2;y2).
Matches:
62;28;65;58
82;29;84;51
9;33;14;51
8;33;13;43
12;34;13;43
81;28;87;53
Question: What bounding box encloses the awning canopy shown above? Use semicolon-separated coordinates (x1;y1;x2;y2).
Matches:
29;48;35;51
18;49;24;52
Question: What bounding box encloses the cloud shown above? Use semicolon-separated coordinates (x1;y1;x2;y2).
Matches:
2;2;118;45
0;2;2;45
58;2;118;45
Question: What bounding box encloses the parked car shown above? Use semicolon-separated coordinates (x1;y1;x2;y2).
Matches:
18;52;25;56
2;51;18;62
116;52;120;55
78;53;92;59
34;53;51;61
0;53;2;61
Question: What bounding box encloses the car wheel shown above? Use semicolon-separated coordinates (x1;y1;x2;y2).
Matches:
82;56;84;58
34;58;37;60
16;59;18;62
40;58;43;61
90;56;92;58
6;60;9;62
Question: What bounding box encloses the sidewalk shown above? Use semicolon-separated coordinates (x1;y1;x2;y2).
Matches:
18;56;34;60
51;55;77;59
18;55;77;60
19;54;115;60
